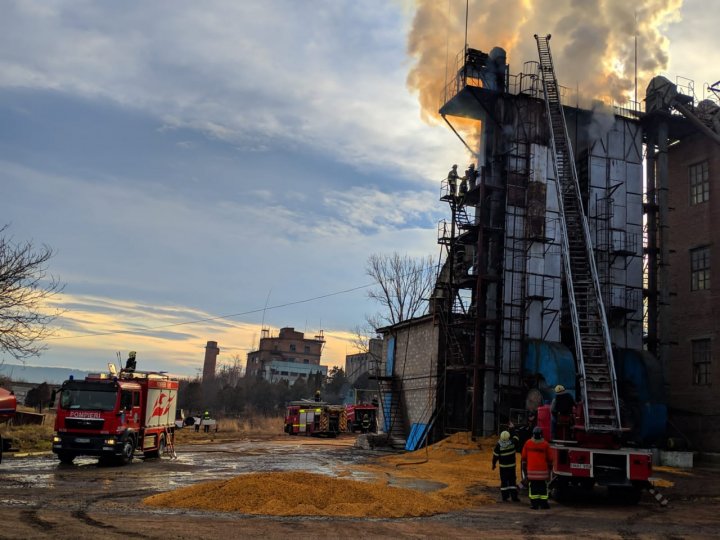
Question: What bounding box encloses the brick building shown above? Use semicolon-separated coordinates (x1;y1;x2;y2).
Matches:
667;131;720;448
245;327;327;384
376;316;439;444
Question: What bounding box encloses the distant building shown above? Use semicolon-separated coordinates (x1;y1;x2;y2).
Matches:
345;338;383;385
202;341;220;382
246;327;327;384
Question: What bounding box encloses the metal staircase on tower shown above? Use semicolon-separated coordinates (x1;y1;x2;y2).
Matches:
534;34;622;433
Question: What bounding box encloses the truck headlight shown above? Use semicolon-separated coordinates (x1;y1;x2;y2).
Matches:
52;435;61;443
105;438;116;445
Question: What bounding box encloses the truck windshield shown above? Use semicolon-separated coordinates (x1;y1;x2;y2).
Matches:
60;387;117;411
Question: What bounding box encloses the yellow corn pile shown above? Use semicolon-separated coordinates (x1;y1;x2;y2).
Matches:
143;432;501;517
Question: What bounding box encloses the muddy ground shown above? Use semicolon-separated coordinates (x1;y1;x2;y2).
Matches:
1;434;719;539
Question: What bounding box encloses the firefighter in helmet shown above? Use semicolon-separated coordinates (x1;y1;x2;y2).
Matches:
361;413;371;433
492;430;520;502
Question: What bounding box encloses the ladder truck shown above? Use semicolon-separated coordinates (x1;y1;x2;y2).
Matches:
533;35;653;503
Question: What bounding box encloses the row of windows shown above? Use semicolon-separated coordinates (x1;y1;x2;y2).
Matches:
273;344;313;353
270;370;307;377
250;357;311;364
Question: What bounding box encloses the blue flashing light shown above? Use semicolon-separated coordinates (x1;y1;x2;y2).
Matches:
69;375;74;381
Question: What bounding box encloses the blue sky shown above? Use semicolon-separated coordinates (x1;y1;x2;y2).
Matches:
0;1;710;376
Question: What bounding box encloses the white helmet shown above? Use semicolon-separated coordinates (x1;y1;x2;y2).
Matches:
500;430;510;441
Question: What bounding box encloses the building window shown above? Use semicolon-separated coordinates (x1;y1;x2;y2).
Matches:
692;339;712;385
690;161;709;205
691;246;711;290
290;344;296;352
303;359;309;364
304;345;310;353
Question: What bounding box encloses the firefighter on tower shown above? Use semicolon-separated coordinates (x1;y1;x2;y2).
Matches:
446;164;459;198
492;430;520;502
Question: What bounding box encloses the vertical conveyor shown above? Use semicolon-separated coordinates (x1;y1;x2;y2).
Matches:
534;35;622;433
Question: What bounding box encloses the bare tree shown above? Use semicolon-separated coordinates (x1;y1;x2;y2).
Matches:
0;225;63;361
365;252;435;329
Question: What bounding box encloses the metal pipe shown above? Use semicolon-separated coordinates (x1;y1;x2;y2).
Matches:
657;120;670;386
646;134;658;357
673;102;720;147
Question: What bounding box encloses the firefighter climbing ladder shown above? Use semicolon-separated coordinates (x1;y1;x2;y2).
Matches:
534;34;622;433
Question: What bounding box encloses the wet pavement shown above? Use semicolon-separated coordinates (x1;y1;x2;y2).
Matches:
1;436;378;501
3;436;720;539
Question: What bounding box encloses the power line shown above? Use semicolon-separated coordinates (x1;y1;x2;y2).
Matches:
48;262;438;342
48;282;375;341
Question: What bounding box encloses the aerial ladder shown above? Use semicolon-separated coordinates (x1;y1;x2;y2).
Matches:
534;35;622;434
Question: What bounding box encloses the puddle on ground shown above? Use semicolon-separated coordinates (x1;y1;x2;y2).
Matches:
1;439;382;496
388;477;448;492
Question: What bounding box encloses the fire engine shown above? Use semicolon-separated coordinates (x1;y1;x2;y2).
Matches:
284;401;347;437
52;358;178;465
0;387;17;464
345;404;378;433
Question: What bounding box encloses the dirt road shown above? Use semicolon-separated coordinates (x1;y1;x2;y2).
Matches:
1;435;719;539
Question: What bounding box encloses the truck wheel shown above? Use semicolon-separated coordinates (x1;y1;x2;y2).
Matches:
552;477;570;502
57;451;75;465
118;437;135;465
144;434;166;459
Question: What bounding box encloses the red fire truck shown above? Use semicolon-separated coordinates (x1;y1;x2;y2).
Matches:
0;387;17;464
535;403;652;504
345;404;377;433
52;367;178;465
284;401;347;437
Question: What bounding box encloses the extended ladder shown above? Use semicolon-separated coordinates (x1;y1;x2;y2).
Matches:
534;35;622;433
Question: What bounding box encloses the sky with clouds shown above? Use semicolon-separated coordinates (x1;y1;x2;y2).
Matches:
0;0;711;377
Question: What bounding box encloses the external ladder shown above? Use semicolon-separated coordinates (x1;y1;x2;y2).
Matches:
534;34;622;433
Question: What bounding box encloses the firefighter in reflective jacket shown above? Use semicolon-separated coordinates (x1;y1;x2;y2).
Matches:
492;430;520;502
521;426;553;509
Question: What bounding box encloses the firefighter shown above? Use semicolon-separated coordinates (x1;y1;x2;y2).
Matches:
361;413;371;433
521;426;553;510
492;430;520;502
551;384;575;440
465;162;478;190
202;410;211;433
446;164;459;197
124;351;137;373
314;390;321;402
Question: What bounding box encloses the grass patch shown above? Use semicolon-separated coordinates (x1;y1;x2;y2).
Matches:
3;409;55;452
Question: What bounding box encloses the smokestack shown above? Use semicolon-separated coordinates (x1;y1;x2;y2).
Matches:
202;341;220;382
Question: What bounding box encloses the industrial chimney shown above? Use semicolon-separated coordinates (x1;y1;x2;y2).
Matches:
202;341;220;381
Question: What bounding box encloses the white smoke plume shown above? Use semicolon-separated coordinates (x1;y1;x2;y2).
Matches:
408;0;683;122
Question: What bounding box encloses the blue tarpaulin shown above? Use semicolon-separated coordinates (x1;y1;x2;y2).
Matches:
405;420;434;451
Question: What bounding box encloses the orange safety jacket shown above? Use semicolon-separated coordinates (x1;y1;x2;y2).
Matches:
521;437;552;480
